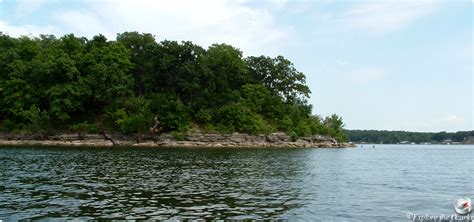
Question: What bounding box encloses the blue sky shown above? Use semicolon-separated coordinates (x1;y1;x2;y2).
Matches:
0;0;472;132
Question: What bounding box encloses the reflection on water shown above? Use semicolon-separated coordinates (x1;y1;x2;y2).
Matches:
0;145;472;220
0;148;309;220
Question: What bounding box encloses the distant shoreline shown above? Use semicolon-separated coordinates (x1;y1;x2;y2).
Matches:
356;143;473;145
0;132;356;148
345;129;474;145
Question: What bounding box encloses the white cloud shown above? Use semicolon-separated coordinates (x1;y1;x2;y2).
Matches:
50;0;291;56
15;0;57;17
347;0;438;33
0;0;290;56
53;10;113;38
0;20;56;37
328;0;440;34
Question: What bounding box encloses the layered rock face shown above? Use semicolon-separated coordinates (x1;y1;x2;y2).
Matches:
0;132;355;148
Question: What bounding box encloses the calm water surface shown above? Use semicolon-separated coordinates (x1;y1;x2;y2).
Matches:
0;145;472;221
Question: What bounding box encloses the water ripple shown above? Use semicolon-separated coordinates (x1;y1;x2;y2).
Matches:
0;145;472;220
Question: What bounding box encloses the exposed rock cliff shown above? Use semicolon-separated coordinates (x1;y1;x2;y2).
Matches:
0;132;355;148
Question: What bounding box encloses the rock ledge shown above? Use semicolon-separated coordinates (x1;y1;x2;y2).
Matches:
0;132;356;148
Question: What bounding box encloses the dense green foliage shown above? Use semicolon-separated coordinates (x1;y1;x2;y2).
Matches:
345;130;474;144
0;32;347;141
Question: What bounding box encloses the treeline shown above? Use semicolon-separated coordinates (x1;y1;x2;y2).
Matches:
0;32;347;141
345;130;474;144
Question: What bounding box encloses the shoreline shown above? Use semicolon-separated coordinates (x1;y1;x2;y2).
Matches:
0;132;356;148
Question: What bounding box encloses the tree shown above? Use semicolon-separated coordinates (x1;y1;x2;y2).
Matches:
324;114;348;142
241;84;272;114
200;44;248;107
0;36;41;125
113;97;153;137
153;40;206;107
149;93;190;131
0;32;349;142
246;55;310;102
31;43;83;121
79;39;134;108
116;32;158;96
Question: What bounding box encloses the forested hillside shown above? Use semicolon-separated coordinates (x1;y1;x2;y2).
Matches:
0;32;347;141
345;130;474;144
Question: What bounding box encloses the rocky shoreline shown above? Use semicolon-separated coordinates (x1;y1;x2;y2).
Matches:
0;132;355;148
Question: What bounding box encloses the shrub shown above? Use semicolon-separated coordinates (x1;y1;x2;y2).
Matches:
279;116;294;132
149;93;190;131
20;105;52;135
295;121;312;137
195;108;213;124
214;103;273;134
289;131;298;142
113;97;153;135
70;121;99;134
171;131;188;141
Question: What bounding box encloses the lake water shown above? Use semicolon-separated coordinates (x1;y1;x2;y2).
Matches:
0;145;472;221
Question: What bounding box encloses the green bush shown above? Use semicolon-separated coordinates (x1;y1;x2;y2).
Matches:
279;116;294;132
214;103;273;134
20;105;52;135
241;84;271;113
295;121;312;137
289;131;298;142
113;97;153;135
240;112;274;134
70;121;99;134
149;93;190;131
323;114;348;142
0;119;18;132
171;131;188;141
195;108;213;124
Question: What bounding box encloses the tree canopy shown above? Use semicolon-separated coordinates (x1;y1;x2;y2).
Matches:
0;32;348;141
345;130;474;144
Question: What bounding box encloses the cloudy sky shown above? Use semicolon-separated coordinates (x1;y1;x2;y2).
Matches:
0;0;472;132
